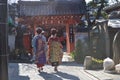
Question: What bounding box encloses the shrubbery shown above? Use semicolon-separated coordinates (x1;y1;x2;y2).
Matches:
71;39;88;63
90;57;103;69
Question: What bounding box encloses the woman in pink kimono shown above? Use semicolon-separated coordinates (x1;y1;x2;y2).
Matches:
47;28;63;72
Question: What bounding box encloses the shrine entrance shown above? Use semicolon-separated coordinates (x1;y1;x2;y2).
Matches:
18;15;82;53
16;0;86;53
19;15;82;53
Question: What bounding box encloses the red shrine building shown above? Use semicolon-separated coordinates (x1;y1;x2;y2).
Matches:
17;0;86;53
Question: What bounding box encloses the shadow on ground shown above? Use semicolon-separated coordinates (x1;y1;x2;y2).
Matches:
39;71;80;80
8;63;30;80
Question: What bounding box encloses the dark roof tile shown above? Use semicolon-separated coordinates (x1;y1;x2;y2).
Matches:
18;0;86;16
103;2;120;12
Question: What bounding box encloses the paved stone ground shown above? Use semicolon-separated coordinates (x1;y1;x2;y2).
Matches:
85;69;120;80
9;62;100;80
8;53;120;80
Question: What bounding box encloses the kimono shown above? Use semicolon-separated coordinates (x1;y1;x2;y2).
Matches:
32;34;46;68
47;36;63;66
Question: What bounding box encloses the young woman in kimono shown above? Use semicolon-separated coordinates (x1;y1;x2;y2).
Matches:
47;28;63;72
32;27;46;72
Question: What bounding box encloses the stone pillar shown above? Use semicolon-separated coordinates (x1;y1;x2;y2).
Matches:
83;56;92;69
0;0;9;80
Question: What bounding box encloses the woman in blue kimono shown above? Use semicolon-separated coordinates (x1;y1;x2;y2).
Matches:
32;27;46;72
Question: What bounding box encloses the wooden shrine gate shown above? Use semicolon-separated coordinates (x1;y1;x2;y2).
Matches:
16;0;86;53
18;15;82;53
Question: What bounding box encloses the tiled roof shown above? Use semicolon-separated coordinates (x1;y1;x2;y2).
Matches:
108;19;120;28
103;2;120;12
18;0;86;16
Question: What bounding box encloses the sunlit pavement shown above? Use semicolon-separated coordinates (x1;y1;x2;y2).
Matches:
8;53;120;80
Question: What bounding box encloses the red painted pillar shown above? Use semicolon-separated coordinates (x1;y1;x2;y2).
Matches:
66;19;76;53
23;33;32;53
66;24;75;53
66;23;70;53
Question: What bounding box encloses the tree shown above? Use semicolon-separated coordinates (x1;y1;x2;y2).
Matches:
115;0;119;2
85;0;109;57
86;0;120;26
86;0;120;62
86;0;108;27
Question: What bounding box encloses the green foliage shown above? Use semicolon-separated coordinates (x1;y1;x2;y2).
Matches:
101;11;108;19
92;57;103;64
74;40;84;63
87;1;97;7
70;40;83;63
70;51;75;59
89;57;103;69
87;0;109;21
15;49;27;55
71;39;90;63
9;48;28;60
